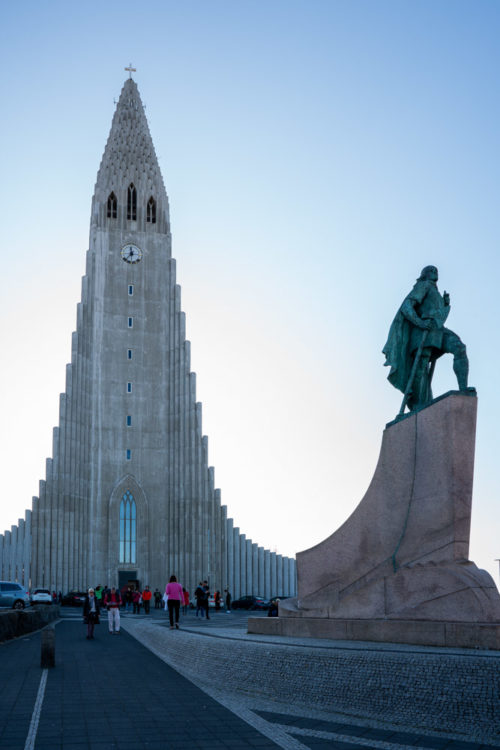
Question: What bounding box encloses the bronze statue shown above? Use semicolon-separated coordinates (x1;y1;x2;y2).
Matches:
383;266;475;414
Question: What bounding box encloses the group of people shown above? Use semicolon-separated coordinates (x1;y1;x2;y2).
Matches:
83;578;233;638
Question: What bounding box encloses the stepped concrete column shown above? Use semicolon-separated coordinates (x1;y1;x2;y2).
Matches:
276;554;283;596
226;517;234;597
24;511;32;589
251;543;258;596
264;549;271;598
239;534;246;596
258;547;265;595
246;540;253;594
232;527;240;599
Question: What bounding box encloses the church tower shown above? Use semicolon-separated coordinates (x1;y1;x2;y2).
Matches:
1;78;296;599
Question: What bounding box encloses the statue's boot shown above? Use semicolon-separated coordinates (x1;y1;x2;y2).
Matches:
453;351;476;393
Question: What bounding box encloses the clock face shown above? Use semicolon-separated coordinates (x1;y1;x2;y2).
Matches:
121;244;143;264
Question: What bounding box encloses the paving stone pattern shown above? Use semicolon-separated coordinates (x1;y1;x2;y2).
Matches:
0;621;281;750
121;616;500;744
255;710;500;749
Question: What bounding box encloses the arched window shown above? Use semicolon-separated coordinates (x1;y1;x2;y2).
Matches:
119;490;136;563
146;196;156;224
127;183;137;221
107;192;117;219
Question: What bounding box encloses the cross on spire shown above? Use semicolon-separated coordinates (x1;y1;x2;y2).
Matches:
125;63;136;79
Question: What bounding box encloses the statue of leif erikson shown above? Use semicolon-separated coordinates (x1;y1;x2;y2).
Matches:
383;265;476;414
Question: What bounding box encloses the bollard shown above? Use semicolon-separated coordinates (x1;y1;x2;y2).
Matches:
40;626;55;668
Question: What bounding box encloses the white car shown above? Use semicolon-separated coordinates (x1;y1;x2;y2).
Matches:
31;588;52;605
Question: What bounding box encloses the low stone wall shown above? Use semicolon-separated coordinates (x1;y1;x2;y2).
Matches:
249;615;500;649
123;620;500;743
0;605;59;642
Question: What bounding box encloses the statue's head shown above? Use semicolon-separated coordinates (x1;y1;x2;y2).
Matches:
418;265;438;282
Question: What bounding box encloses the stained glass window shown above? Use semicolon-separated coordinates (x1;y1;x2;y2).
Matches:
119;491;136;563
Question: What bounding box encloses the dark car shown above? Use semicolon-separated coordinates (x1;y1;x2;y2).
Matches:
231;595;269;611
62;590;87;606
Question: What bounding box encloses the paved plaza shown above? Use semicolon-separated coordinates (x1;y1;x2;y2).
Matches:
0;608;499;750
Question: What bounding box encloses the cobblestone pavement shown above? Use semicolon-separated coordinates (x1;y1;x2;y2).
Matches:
1;607;499;750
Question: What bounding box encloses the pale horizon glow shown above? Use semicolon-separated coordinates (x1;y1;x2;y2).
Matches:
1;1;500;586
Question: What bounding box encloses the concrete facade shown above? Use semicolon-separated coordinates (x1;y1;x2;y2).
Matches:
0;78;296;599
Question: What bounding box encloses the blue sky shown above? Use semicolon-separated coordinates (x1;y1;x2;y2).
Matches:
1;0;499;585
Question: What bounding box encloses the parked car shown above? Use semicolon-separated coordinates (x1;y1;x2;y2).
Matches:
0;581;30;609
61;590;87;606
231;595;269;611
30;588;52;605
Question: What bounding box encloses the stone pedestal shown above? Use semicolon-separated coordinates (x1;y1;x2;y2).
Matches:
249;393;500;648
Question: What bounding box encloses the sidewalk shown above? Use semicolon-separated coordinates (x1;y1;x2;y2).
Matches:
0;616;280;750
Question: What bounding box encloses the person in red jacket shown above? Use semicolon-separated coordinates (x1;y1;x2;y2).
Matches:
142;585;152;614
104;586;122;634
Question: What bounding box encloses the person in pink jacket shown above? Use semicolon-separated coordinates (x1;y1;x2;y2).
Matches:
165;575;184;629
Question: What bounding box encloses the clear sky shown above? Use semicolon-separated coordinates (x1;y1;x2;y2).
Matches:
1;0;499;585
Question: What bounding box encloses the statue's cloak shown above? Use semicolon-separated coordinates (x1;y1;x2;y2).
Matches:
383;309;412;394
383;279;446;394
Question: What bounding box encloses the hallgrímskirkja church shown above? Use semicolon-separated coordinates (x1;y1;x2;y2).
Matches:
0;77;296;598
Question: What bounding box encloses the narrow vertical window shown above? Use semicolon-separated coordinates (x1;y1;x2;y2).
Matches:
126;449;131;460
127;183;137;220
128;317;133;328
127;349;132;360
126;416;132;426
146;196;156;224
127;382;132;393
128;285;134;296
119;491;136;563
107;192;117;218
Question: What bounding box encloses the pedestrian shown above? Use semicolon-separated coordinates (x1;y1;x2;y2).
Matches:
267;598;280;617
83;587;100;639
194;582;205;617
202;580;211;620
95;585;103;608
104;586;122;634
142;585;152;614
224;588;232;613
132;587;142;614
165;575;184;630
182;588;189;615
125;586;133;611
154;588;162;609
214;590;221;611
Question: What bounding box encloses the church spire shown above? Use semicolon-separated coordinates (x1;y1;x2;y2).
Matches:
92;78;169;232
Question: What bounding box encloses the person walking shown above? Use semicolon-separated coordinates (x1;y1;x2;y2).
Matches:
83;588;100;639
194;582;205;618
154;588;162;609
224;588;232;613
182;588;189;615
142;585;152;614
132;587;142;614
104;586;122;634
165;575;184;630
202;580;211;620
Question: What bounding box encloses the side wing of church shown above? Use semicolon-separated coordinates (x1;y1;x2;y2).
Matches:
0;78;296;598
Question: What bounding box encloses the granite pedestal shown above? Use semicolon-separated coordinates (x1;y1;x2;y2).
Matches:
250;393;500;648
